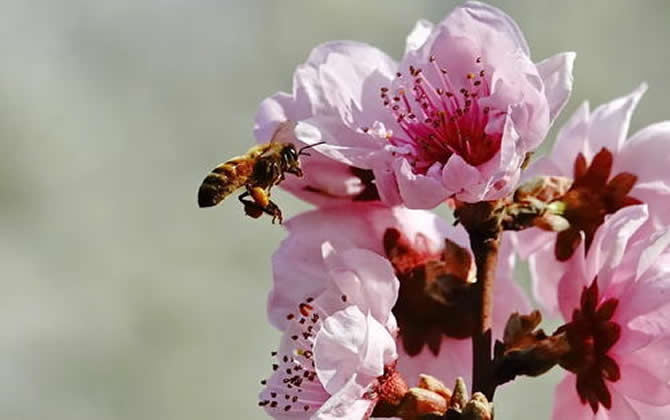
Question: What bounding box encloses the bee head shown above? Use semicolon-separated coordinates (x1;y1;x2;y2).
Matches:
281;142;326;177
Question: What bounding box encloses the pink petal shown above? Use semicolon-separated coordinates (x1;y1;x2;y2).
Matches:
630;182;670;231
585;84;647;156
255;40;395;139
606;387;642;420
321;243;399;325
396;336;472;387
557;236;588;321
253;91;308;142
519;155;564;181
551;375;595;420
550;101;591;175
615;121;670;190
617;296;670;355
372;163;403;206
586;205;648;291
313;377;374;420
313;307;396;395
293;120;380;166
508;228;555;260
279;157;374;207
635;229;670;281
615;361;670;406
451;1;530;56
268;235;330;330
394;158;449;209
626;400;670;420
492;235;532;335
536;52;577;123
441;154;482;196
528;242;566;317
300;41;397;117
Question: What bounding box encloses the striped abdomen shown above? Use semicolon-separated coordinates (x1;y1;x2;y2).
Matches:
197;159;251;208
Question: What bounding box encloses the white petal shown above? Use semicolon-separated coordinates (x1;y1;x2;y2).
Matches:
536;52;576;122
404;19;434;54
586;83;647;155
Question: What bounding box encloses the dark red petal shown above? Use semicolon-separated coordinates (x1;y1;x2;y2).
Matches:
592;375;613;409
597;321;621;353
555;227;583;261
600;355;621;381
580;280;600;316
606;172;638;201
574;153;588;179
583;148;613;189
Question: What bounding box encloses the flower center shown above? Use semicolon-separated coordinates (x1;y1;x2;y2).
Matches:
383;228;477;356
367;363;409;417
557;279;621;413
554;147;641;260
377;56;504;173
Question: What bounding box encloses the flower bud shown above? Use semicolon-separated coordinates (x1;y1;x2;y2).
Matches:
397;388;448;419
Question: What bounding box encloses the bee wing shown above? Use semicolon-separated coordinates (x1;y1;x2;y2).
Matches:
269;120;297;144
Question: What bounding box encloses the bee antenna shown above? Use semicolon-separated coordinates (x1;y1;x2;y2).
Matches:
298;141;326;156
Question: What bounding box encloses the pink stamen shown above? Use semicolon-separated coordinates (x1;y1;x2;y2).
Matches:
376;56;503;172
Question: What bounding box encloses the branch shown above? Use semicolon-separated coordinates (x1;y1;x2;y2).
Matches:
454;201;502;400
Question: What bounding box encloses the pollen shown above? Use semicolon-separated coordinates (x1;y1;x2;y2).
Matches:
259;299;327;415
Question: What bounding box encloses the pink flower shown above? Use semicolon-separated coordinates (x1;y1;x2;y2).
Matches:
512;85;670;316
268;203;530;387
552;204;670;419
254;42;396;206
285;1;574;208
259;242;401;419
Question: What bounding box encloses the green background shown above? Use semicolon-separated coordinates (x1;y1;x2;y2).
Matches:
1;1;668;418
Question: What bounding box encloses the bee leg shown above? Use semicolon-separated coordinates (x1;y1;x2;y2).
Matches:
266;200;283;224
248;186;283;224
237;191;264;219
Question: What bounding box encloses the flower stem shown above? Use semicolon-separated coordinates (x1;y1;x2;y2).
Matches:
469;230;500;400
454;201;502;400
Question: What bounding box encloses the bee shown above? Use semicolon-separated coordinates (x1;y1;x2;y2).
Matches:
197;122;324;223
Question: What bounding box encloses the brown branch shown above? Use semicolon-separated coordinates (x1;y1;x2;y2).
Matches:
454;201;502;400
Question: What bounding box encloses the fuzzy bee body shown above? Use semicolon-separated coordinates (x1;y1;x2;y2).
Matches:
198;144;275;207
197;123;321;223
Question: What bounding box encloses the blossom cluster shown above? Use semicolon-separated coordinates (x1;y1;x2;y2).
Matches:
245;2;670;419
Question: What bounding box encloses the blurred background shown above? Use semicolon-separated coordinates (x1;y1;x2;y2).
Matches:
1;1;668;418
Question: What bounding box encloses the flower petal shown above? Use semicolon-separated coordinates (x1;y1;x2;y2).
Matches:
394;159;449;209
268;235;331;331
551;375;596;420
313;376;374;420
321;243;399;324
536;52;576;122
313;306;396;395
636;228;670;281
529;242;565;317
441;154;482;196
557;236;588;321
455;1;530;55
405;19;434;54
550;101;591;175
586;205;648;291
585;84;647;156
615;121;670;192
615;361;670;406
396;336;472;387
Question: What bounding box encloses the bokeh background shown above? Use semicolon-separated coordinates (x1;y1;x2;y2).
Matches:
1;1;668;419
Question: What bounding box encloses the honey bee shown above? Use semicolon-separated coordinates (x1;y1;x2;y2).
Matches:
197;122;324;223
